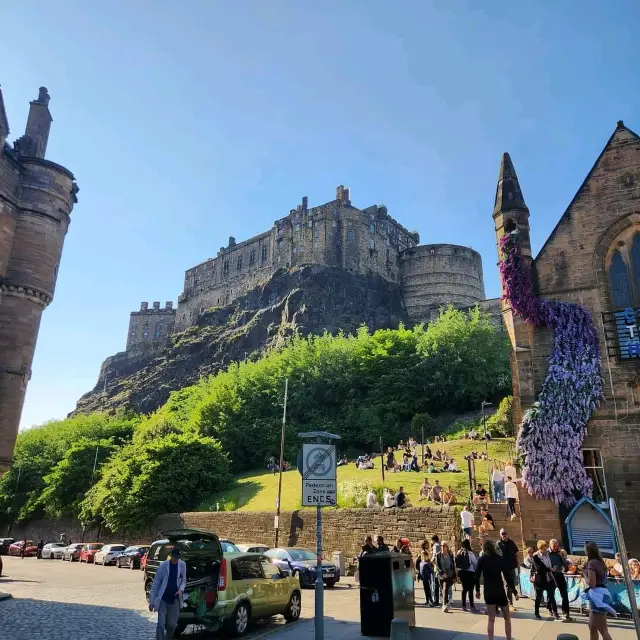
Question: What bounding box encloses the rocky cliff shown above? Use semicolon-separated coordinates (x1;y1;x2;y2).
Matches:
74;265;409;416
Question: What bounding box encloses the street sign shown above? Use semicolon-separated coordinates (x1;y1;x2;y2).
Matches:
301;443;337;506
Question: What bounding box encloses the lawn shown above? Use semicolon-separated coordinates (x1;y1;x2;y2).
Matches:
198;437;516;512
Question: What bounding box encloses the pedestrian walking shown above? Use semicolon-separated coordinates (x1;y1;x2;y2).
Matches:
504;476;518;519
430;535;441;607
20;541;26;559
491;464;504;503
496;528;519;609
419;541;435;606
549;539;573;622
148;547;187;640
36;539;44;560
532;540;559;620
475;539;512;640
435;542;456;612
583;541;615;640
456;539;479;612
460;505;474;539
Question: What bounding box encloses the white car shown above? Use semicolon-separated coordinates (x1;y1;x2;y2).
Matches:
94;544;126;566
236;543;270;554
41;543;66;559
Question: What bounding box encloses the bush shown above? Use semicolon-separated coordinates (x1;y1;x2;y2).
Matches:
337;481;383;508
80;433;232;533
486;396;513;437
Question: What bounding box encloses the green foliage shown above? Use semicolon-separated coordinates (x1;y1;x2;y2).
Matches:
80;433;231;533
0;305;509;529
336;481;383;508
486;396;514;437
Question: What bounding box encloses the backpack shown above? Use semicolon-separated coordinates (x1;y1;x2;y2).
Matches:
455;549;470;571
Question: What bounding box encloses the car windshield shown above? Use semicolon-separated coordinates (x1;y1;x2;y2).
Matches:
51;543;64;548
87;544;102;550
109;545;126;551
288;549;317;561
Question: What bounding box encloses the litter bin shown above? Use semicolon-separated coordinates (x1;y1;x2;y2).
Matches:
359;552;415;637
332;551;345;577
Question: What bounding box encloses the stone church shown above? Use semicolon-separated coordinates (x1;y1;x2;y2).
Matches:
494;120;640;555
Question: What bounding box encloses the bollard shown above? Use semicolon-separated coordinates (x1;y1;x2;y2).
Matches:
556;635;579;640
390;618;410;640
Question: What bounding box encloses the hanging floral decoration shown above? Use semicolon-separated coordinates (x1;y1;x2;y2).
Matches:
499;231;604;507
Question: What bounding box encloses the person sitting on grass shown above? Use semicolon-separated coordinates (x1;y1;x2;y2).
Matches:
430;480;443;505
394;486;411;508
448;459;460;473
427;462;438;473
418;478;432;501
443;486;457;506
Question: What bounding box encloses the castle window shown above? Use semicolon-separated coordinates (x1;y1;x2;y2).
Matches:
249;250;256;266
277;238;283;249
223;260;229;275
154;323;163;339
200;306;205;313
262;245;268;261
348;229;355;243
314;228;319;239
142;322;149;339
370;238;375;250
583;449;608;505
237;256;243;272
295;222;301;232
370;222;375;234
609;251;634;308
308;219;313;228
630;233;640;296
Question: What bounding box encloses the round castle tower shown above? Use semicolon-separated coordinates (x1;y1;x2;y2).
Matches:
400;244;486;323
0;87;78;472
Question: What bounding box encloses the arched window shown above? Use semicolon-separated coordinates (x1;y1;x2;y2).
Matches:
154;323;163;339
609;251;634;308
631;233;640;297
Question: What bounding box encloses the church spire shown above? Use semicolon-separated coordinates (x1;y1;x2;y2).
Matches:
493;152;528;216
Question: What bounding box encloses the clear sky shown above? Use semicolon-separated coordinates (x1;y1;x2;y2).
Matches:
2;0;639;429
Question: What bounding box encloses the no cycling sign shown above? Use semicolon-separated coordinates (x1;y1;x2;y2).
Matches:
301;444;337;506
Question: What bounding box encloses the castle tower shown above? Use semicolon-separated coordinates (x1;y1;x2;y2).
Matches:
492;153;535;428
0;87;78;472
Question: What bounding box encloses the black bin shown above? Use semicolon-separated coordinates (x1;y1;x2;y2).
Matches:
359;552;415;637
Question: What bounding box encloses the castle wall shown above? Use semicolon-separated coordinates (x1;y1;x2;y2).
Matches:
400;244;486;323
174;186;419;331
127;301;176;349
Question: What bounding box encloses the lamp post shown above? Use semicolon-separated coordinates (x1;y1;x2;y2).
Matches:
421;425;425;466
481;401;492;497
274;378;289;548
380;436;385;482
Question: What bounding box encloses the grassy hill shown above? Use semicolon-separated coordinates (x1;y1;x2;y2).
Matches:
198;438;516;512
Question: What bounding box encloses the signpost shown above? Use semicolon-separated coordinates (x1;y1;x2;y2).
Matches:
298;431;341;640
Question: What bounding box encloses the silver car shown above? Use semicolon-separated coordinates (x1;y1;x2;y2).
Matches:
62;543;84;562
41;543;66;559
94;544;126;566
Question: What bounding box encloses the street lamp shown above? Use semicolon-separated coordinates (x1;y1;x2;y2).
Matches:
481;401;492;498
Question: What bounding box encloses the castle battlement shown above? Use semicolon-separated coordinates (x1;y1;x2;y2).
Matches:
126;300;176;349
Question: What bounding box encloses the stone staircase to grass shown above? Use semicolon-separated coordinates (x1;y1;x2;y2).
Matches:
468;502;524;554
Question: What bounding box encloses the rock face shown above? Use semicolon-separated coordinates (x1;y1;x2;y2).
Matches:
74;265;409;416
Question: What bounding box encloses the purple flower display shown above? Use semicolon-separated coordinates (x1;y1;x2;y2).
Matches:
499;231;604;507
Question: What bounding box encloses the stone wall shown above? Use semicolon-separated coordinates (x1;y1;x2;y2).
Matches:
126;301;176;349
156;507;460;558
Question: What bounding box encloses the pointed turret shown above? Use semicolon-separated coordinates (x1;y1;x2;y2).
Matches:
494;152;528;216
0;85;9;149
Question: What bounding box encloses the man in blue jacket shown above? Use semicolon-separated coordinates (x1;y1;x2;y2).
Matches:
149;547;187;640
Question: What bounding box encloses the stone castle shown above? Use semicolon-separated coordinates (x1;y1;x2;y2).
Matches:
0;86;78;472
126;185;493;351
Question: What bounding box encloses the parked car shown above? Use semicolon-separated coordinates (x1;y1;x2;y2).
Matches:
264;547;339;588
41;542;66;559
0;538;15;555
79;543;103;563
116;545;150;569
220;539;240;553
144;529;301;637
8;540;38;557
236;544;270;554
94;544;126;566
63;543;84;562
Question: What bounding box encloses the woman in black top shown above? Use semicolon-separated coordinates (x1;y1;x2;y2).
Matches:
531;540;559;619
475;539;512;640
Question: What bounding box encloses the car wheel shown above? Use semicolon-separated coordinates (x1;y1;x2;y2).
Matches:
117;558;121;568
145;580;153;603
226;602;251;637
284;591;301;622
172;622;188;637
324;580;336;588
130;560;136;570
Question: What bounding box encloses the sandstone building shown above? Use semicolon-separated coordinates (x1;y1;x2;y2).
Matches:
494;121;640;555
126;185;491;350
0;87;78;472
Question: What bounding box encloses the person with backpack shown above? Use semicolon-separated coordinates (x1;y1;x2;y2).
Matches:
436;541;457;612
456;539;479;612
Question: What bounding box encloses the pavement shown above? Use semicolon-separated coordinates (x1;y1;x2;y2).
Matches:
0;557;637;639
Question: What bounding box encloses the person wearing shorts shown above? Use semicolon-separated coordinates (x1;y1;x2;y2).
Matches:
475;539;512;640
460;505;474;539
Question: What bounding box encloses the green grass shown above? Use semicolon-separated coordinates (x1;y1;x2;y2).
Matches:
198;438;516;512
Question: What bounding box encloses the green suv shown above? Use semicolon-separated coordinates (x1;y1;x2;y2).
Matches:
144;529;301;636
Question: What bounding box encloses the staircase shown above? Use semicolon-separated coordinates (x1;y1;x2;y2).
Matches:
469;502;524;554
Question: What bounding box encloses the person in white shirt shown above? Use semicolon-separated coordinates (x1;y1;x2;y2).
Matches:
460;505;475;539
383;488;395;508
504;476;519;519
366;489;378;508
504;461;518;483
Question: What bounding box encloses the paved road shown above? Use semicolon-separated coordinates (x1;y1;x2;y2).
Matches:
1;556;637;639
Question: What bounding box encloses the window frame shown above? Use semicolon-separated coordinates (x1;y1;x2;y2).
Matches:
582;448;608;508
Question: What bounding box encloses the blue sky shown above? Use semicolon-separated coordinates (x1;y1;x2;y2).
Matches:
3;0;639;429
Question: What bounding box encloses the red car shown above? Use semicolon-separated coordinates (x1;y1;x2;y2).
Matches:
79;543;103;563
8;540;38;557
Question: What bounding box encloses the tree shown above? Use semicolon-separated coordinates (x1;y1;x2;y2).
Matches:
80;433;232;533
411;412;435;440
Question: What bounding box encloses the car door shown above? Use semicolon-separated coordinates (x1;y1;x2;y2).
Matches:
232;555;269;618
260;556;286;614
